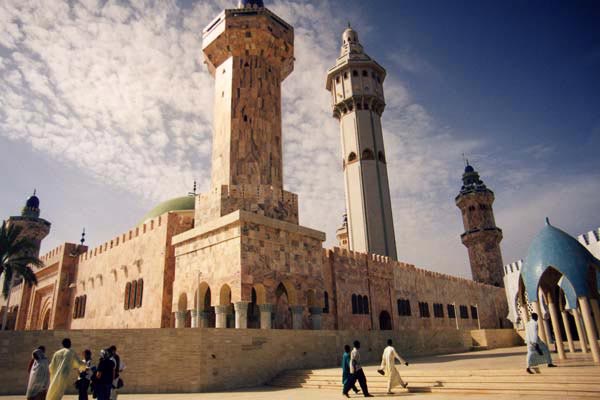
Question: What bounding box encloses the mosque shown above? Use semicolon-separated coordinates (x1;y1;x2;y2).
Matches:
2;0;515;336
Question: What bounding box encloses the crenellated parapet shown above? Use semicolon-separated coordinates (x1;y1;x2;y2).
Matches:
79;211;193;262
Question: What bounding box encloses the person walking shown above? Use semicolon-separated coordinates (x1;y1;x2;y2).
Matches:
94;349;115;400
47;338;85;400
343;340;373;398
378;339;409;394
26;347;50;400
76;349;93;400
526;313;557;374
341;345;360;396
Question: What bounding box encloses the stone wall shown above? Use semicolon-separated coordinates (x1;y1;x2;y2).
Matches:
325;247;509;331
470;328;524;349
70;212;193;329
0;327;474;395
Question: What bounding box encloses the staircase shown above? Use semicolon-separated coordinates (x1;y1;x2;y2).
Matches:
269;362;600;398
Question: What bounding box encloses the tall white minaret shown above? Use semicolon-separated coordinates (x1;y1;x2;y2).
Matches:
326;25;397;260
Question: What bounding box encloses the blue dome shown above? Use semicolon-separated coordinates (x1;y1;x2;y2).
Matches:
521;218;600;301
464;165;474;173
238;0;264;8
26;195;39;209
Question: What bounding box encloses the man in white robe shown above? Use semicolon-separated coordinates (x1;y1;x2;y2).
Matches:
378;339;409;394
525;313;556;374
47;338;85;400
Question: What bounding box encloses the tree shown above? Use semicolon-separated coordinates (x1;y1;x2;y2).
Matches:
0;220;44;330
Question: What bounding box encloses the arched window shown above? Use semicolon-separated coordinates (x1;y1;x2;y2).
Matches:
323;291;329;314
73;297;80;318
136;279;143;308
352;70;358;77
336;76;340;84
351;294;358;314
131;280;138;310
362;149;374;160
362;296;369;314
378;151;386;163
357;295;364;314
80;295;87;318
343;71;348;79
124;282;131;310
362;70;368;77
348;152;357;162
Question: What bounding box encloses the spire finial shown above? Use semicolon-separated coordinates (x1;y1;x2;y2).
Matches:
33;188;37;196
545;217;550;226
80;228;86;245
347;21;352;29
188;180;197;196
462;153;469;167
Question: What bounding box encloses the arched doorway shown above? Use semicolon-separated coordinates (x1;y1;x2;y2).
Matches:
379;310;392;330
41;309;51;330
274;283;292;329
219;284;234;328
177;292;191;328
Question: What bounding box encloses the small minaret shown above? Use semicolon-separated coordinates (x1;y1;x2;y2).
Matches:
326;25;397;260
8;191;51;258
336;213;349;250
455;163;504;287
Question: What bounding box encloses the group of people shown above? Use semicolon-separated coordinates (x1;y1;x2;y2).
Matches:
341;339;409;398
25;338;124;400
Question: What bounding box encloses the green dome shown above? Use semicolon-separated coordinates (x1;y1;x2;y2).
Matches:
139;196;195;224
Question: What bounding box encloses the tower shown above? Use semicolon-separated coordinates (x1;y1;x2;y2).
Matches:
6;191;51;330
455;163;504;287
197;0;297;226
326;26;397;260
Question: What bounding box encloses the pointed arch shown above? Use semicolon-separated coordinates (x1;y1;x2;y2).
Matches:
219;284;232;306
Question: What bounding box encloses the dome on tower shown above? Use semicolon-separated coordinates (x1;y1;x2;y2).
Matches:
26;194;40;209
21;190;41;218
464;164;474;173
342;26;359;44
238;0;264;8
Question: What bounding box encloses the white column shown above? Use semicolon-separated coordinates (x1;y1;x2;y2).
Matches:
290;305;304;330
579;297;600;363
175;311;186;329
590;299;600;340
309;306;322;330
199;311;210;328
561;310;575;353
259;304;273;329
215;305;229;329
572;308;589;353
531;301;548;344
191;309;199;328
548;300;566;359
234;301;249;329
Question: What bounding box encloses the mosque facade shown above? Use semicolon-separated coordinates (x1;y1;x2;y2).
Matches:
1;1;508;334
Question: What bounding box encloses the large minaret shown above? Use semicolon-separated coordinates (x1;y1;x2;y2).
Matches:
197;0;297;226
455;163;504;287
326;26;397;260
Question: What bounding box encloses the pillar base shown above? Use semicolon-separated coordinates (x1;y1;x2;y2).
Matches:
234;301;249;329
215;305;230;329
259;303;273;329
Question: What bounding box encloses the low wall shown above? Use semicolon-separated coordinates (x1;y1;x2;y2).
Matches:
0;327;472;395
470;328;524;349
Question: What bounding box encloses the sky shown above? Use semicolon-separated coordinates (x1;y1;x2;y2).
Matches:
1;0;599;279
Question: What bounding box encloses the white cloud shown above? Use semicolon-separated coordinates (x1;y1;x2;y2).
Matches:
1;0;596;279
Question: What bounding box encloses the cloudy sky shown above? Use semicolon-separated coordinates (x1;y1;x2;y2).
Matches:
1;0;599;279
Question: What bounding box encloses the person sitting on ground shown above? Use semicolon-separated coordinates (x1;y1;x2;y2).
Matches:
525;313;557;374
341;344;360;395
378;339;409;394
